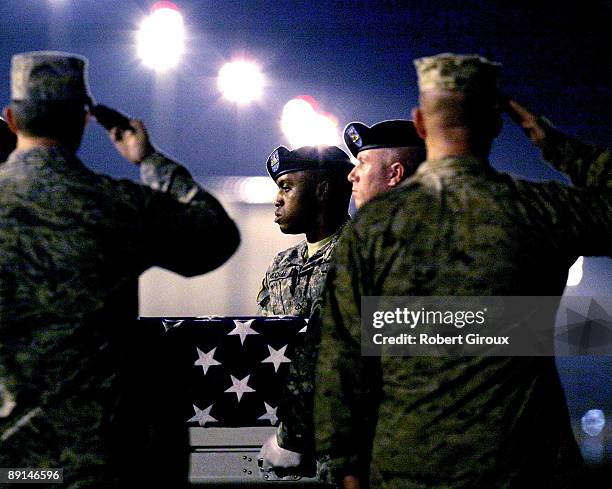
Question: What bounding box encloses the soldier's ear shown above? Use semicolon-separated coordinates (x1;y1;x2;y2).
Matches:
3;107;18;134
387;161;404;187
412;107;427;140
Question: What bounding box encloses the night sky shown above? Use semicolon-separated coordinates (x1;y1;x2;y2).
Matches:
1;0;610;438
1;1;610;179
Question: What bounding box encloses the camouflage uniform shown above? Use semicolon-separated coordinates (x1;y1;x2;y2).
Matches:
257;146;352;481
0;147;239;488
258;226;345;475
537;117;611;188
313;119;612;488
257;228;345;317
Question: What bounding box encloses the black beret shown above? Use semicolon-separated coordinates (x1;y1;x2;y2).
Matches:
266;145;354;181
343;119;424;158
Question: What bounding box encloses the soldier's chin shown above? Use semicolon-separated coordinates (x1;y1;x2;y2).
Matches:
278;222;300;235
352;194;365;209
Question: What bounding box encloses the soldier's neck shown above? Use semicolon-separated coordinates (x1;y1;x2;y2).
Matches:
16;134;62;152
426;129;492;161
306;215;346;243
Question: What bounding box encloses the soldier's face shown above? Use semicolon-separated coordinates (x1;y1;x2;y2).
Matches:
274;171;317;234
348;149;394;209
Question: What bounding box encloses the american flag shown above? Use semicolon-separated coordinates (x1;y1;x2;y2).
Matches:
140;316;307;429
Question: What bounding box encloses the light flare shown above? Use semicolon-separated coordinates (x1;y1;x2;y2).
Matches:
280;96;340;148
217;60;264;104
137;2;185;72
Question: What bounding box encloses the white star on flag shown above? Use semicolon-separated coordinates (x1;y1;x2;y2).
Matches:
188;404;217;426
194;347;221;375
225;374;255;402
228;319;259;345
258;402;278;425
299;319;308;333
261;344;291;372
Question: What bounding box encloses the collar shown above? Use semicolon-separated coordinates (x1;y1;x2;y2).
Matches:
306;234;335;259
5;145;81;169
415;155;490;178
303;216;351;261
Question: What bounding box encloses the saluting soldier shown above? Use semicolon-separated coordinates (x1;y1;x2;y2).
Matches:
313;53;611;489
0;51;240;488
344;119;425;209
257;145;353;482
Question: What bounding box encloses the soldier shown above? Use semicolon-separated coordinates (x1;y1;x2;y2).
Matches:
257;144;353;316
0;51;240;488
343;120;425;209
0;117;17;162
313;53;611;489
257;145;353;481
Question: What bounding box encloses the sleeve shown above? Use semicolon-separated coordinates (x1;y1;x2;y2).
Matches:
548;182;612;259
313;223;382;484
537;117;612;188
534;119;612;258
274;306;319;457
137;152;240;277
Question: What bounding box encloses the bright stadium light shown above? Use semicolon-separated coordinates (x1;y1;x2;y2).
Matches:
566;256;584;286
137;1;185;71
217;60;264;104
280;96;340;148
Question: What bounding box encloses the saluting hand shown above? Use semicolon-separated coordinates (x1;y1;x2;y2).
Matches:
504;99;547;149
110;119;155;165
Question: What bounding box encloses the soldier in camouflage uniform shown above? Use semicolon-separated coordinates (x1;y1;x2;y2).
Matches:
313;53;611;489
257;145;353;481
257;145;353;317
0;51;240;488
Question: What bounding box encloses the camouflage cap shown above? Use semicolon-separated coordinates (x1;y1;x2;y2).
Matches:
414;53;501;93
343;119;424;158
10;51;92;103
266;145;353;181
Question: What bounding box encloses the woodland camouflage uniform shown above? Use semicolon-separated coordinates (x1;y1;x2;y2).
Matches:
313;55;612;489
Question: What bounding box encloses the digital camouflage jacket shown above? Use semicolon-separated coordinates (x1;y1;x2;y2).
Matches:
0;147;239;488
